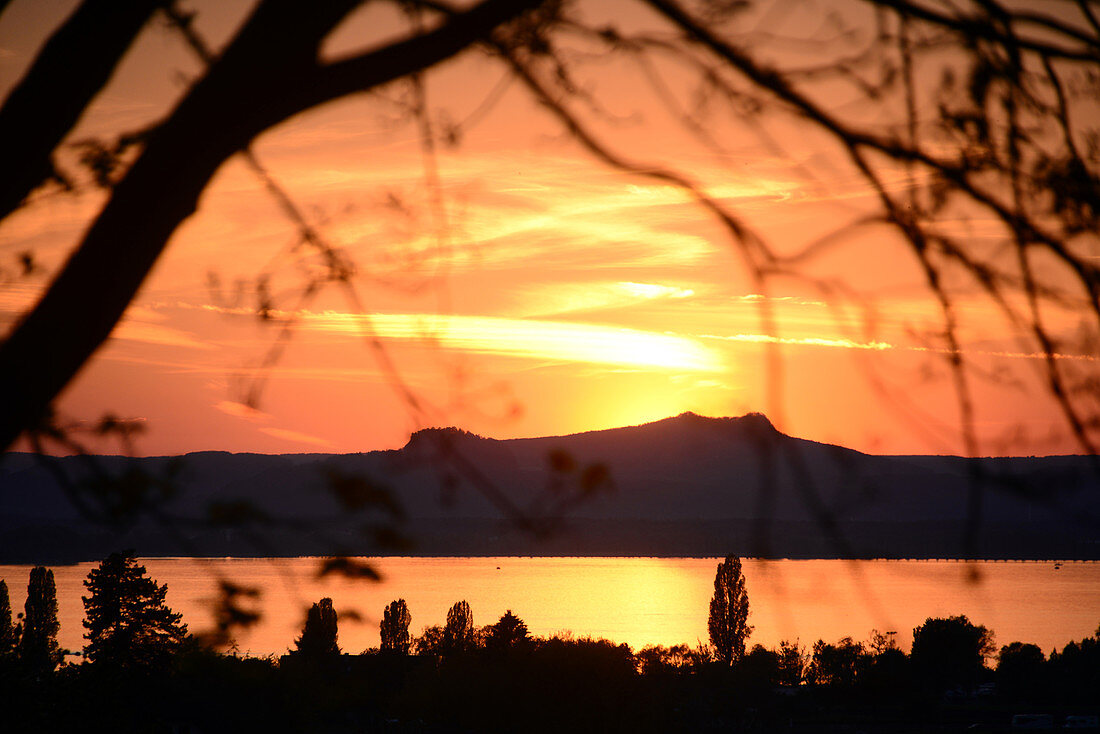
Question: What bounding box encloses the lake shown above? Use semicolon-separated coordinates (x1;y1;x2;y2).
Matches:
1;557;1096;658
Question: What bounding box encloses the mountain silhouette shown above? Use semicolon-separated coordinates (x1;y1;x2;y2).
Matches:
1;412;1097;562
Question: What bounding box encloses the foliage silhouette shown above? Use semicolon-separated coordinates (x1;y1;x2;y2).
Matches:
740;643;782;689
442;599;476;656
484;609;532;654
0;579;16;658
414;623;445;659
868;628;900;655
806;636;865;688
910;614;995;690
0;584;1096;733
635;643;694;676
861;644;912;696
82;550;188;668
380;598;412;654
17;566;62;676
995;641;1045;700
708;553;752;664
1046;625;1100;704
776;638;806;686
293;597;340;660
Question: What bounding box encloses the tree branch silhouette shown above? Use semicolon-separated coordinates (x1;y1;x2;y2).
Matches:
0;0;548;451
0;0;162;221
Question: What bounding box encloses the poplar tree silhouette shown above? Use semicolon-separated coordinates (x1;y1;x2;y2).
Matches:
18;566;62;676
442;600;475;655
380;598;412;654
0;580;17;660
708;554;752;664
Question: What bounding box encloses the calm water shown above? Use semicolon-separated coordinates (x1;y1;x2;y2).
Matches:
1;557;1096;658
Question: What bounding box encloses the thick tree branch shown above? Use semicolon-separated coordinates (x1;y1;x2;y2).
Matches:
0;0;545;451
0;0;163;220
308;0;545;107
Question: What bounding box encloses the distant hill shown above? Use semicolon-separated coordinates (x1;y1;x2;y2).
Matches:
1;412;1098;562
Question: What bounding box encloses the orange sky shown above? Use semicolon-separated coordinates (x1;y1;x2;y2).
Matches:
0;1;1094;457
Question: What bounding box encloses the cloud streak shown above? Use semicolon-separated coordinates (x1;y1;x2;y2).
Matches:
195;305;723;372
703;333;892;350
515;280;697;318
109;321;212;350
323;312;723;372
258;426;335;449
2;287;211;350
702;332;1099;362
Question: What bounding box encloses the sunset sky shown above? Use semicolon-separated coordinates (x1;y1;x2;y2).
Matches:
0;0;1093;457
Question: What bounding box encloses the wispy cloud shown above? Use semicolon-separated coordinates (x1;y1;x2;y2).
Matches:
310;155;749;272
214;400;272;422
703;333;892;350
109;321;212;350
703;332;1099;362
735;294;827;306
322;312;724;372
196;304;723;372
1;288;210;350
618;282;695;300
258;426;335;449
516;280;697;318
215;401;335;449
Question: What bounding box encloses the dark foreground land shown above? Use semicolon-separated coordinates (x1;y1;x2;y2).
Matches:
6;630;1099;734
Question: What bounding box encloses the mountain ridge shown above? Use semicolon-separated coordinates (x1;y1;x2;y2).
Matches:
1;412;1097;562
11;410;1085;461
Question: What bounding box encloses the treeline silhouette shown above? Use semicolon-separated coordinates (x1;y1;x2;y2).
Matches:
1;557;1098;733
